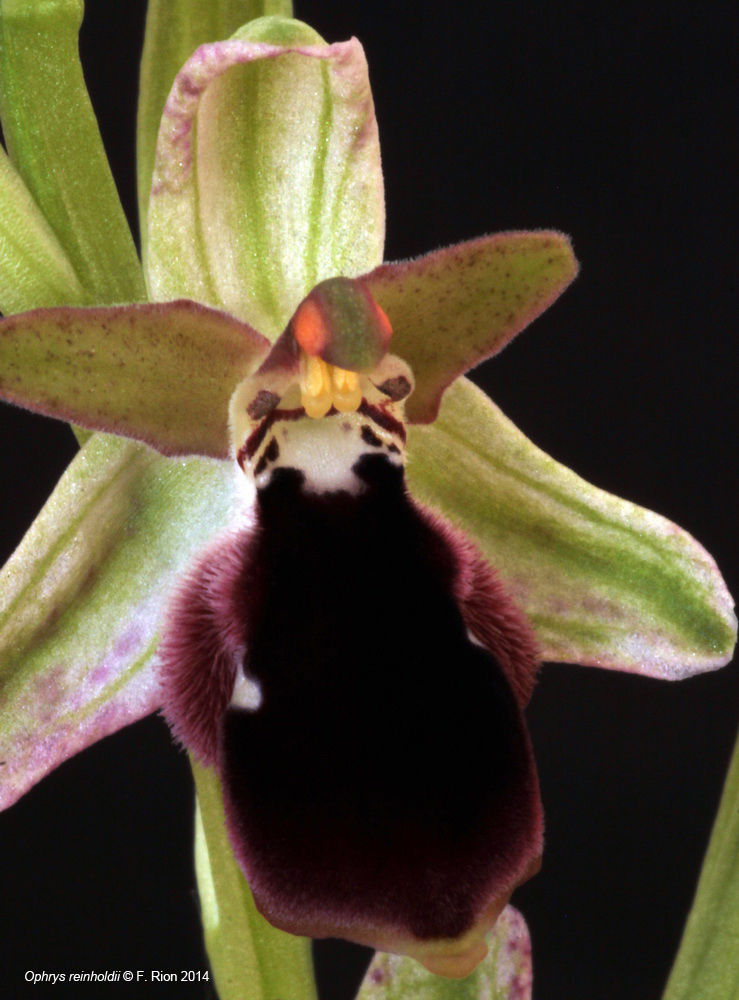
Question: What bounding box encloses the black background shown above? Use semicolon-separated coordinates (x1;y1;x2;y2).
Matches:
1;1;737;998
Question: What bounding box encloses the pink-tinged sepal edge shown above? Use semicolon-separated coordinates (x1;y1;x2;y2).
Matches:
0;648;161;812
152;37;363;197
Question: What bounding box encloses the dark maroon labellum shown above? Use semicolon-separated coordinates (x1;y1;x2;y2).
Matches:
159;441;542;964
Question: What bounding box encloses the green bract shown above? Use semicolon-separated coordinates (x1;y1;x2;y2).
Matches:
0;0;735;997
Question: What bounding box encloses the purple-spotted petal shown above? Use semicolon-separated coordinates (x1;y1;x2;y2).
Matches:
363;231;578;423
0;435;238;811
146;17;384;336
0;300;269;459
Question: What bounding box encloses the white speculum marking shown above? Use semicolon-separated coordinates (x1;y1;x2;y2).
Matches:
231;668;263;711
467;629;485;649
230;356;412;497
255;408;403;495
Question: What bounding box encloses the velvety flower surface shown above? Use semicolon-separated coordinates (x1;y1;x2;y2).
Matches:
0;0;735;989
154;276;546;975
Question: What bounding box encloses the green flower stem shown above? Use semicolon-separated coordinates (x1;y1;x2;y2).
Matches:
192;761;318;1000
0;0;145;304
662;727;739;1000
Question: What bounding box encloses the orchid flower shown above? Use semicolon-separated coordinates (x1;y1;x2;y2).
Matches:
0;0;735;997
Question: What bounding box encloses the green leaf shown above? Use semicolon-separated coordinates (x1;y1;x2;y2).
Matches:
356;907;531;1000
364;231;578;424
0;434;237;811
407;378;736;676
137;0;293;253
0;0;145;304
146;16;384;338
0;146;90;313
193;761;318;1000
0;300;270;458
662;727;739;1000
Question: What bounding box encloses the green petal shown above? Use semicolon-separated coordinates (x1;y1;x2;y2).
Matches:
0;300;270;458
193;762;318;1000
364;232;578;424
0;147;90;313
407;378;736;676
137;0;293;253
662;727;739;1000
357;907;531;999
146;16;384;337
0;435;237;811
0;0;145;304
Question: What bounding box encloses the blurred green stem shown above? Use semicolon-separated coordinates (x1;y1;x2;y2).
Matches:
662;725;739;1000
193;760;318;1000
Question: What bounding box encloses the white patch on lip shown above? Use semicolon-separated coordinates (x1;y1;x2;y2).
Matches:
230;670;263;711
255;408;404;495
466;629;485;649
233;356;413;495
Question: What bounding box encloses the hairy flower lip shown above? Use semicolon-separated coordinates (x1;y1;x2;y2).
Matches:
0;3;733;806
0;3;728;992
161;393;544;972
251;851;544;979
